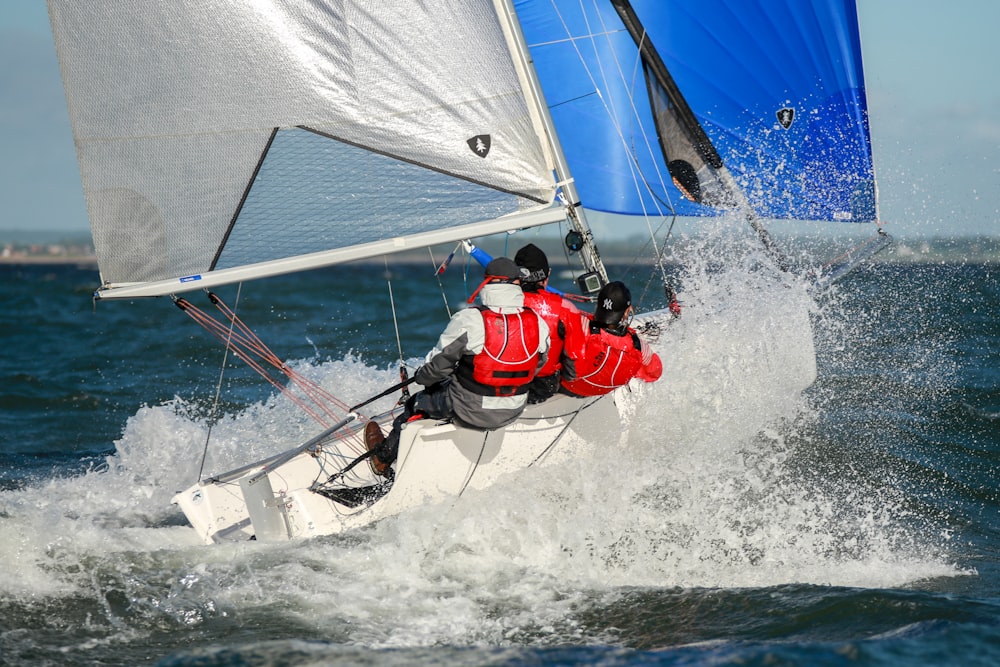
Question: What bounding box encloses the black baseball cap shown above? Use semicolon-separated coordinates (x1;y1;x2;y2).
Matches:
594;281;632;325
484;257;527;283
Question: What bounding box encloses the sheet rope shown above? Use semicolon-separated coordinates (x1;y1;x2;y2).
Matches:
173;292;363;430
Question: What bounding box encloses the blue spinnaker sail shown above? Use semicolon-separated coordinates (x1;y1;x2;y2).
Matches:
516;0;877;223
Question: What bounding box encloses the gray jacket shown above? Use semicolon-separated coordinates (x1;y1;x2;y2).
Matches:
413;283;550;429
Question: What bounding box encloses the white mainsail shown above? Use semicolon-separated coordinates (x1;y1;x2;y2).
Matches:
49;1;564;299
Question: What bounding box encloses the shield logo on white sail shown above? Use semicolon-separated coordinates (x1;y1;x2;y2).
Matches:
467;134;491;158
776;107;795;130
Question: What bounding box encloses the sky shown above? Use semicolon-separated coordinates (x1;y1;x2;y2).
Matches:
0;1;997;239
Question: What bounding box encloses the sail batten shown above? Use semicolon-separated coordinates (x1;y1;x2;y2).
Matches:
210;128;281;273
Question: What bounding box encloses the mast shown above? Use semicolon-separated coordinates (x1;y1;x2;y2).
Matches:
494;0;610;287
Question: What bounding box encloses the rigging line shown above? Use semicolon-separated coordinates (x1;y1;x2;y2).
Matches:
593;2;676;217
180;299;335;426
196;282;243;483
429;247;452;318
384;255;405;366
548;92;600;110
456;431;491;498
551;0;674;218
527;397;601;466
179;295;354;427
809;228;892;294
184;307;280;369
609;185;677;305
627;214;678;308
202;298;347;423
819;229;889;271
206;293;352;414
463;248;473;300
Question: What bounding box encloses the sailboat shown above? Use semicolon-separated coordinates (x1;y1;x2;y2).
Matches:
47;0;884;544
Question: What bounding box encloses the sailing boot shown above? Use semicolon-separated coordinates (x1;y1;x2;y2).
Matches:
364;421;392;477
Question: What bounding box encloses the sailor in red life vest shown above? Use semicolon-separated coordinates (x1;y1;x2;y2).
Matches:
560;281;662;397
365;257;550;476
513;243;584;404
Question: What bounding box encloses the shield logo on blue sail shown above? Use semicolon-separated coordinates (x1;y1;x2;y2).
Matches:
467;134;491;158
776;107;795;130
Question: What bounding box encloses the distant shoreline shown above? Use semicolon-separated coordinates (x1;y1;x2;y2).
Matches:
2;254;998;269
0;233;997;268
0;255;98;266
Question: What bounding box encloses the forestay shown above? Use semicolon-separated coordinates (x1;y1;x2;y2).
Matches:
48;1;562;299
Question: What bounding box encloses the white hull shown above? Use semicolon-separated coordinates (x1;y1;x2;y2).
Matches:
173;391;622;544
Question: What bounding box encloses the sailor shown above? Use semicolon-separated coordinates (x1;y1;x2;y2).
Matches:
366;257;550;475
512;243;584;403
560;280;662;397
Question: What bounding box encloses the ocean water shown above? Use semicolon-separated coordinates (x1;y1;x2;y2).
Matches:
1;239;998;666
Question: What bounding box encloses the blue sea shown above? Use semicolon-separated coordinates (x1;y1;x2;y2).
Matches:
1;237;998;666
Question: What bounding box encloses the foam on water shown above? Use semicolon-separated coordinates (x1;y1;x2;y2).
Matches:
0;237;968;648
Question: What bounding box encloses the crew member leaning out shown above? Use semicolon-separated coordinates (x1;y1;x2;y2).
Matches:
560;280;662;398
366;257;550;475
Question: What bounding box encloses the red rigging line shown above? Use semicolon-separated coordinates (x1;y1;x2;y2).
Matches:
173;294;369;434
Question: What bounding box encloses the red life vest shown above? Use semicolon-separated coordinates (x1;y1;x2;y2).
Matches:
523;289;570;377
456;307;542;396
560;322;645;397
